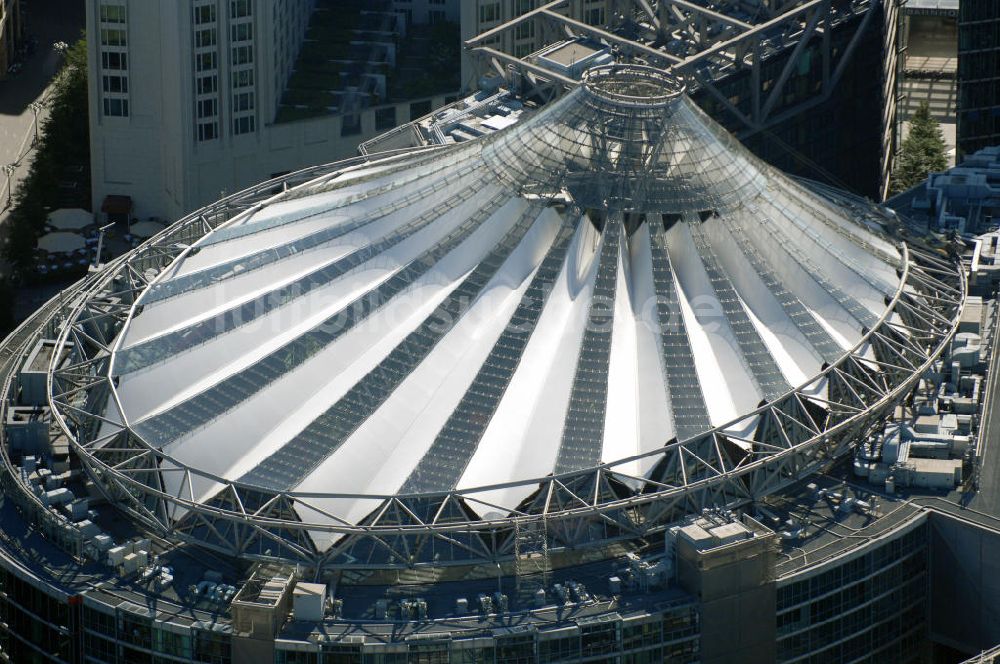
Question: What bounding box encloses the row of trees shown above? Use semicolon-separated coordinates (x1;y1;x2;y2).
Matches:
0;38;89;337
4;38;90;278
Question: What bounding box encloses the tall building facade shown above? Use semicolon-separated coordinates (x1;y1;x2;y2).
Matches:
0;0;21;80
87;0;462;223
957;0;1000;159
459;0;611;86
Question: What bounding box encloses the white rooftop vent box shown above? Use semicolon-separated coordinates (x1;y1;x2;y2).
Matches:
42;488;73;506
292;582;326;622
107;545;126;567
677;523;715;550
77;520;101;539
92;534;114;552
709;522;751;546
536;38;613;78
122;553;140;574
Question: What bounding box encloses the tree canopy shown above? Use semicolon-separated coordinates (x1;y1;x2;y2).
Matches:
891;101;948;195
4;38;90;277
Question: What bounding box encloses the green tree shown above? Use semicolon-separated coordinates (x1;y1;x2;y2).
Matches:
3;37;90;278
891;102;948;195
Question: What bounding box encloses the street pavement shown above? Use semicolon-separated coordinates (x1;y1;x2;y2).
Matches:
0;0;86;224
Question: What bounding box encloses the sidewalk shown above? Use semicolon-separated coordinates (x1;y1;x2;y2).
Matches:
0;0;87;224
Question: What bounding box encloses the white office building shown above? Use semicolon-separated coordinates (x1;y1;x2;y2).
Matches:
86;0;463;223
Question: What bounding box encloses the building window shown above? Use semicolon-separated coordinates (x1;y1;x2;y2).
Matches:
429;10;446;23
233;115;255;135
231;22;252;42
194;4;216;24
585;7;605;25
101;51;127;70
99;4;126;23
479;2;500;23
515;21;535;40
103;98;128;116
232;69;254;88
198;121;218;141
197;98;218;119
375;107;396;131
102;75;128;93
100;28;127;47
231;45;253;66
197;75;218;95
195;28;217;48
233;91;254;112
196;52;217;72
230;0;252;18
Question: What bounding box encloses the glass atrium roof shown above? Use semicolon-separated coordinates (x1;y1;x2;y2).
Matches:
105;66;902;534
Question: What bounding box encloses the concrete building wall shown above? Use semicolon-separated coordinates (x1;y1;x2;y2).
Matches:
677;532;778;664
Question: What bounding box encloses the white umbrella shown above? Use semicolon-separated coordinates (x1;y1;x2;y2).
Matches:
130;220;165;239
47;208;94;231
37;232;86;254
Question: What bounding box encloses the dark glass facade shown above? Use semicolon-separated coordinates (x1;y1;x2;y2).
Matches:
957;0;1000;158
775;523;929;664
695;10;891;200
272;607;700;664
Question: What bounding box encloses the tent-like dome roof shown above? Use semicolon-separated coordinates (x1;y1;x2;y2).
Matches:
105;66;906;533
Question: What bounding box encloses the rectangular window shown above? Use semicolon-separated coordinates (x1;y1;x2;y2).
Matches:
198;121;218;141
103;98;129;117
195;28;216;48
429;10;445;23
100;28;127;47
515;21;535;40
233;115;255;135
230;0;252;18
99;4;126;24
231;22;252;42
479;2;500;23
232;69;254;88
196;52;217;72
231;45;253;66
233;91;254;112
102;75;128;93
101;51;127;70
197;75;218;95
197;98;218;119
194;4;216;25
